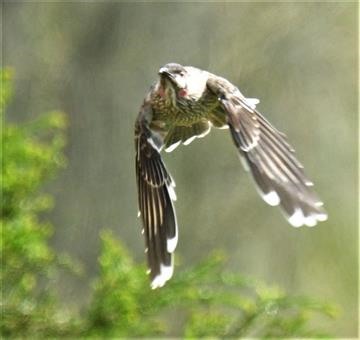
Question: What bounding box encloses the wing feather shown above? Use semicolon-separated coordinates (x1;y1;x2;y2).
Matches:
207;75;328;227
135;105;178;288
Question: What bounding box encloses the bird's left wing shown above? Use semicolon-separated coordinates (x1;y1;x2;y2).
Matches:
135;101;178;289
206;75;327;227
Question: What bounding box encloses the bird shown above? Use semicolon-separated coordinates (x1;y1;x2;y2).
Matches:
134;63;328;289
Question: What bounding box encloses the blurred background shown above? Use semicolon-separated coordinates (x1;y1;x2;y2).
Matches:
4;2;358;337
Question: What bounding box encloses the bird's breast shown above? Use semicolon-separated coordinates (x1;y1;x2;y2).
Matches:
152;93;219;127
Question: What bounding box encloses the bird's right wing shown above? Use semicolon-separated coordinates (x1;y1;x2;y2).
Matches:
206;75;327;227
135;102;178;289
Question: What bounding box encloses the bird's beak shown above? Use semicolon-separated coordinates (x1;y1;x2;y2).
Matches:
159;67;174;81
158;67;168;75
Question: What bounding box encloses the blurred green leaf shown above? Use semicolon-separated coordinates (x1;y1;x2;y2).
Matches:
1;69;79;337
0;67;13;113
84;230;336;338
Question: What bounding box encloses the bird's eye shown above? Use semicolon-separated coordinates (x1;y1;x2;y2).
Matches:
179;71;185;77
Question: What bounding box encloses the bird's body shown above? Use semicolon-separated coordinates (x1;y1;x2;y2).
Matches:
146;66;226;152
135;63;327;289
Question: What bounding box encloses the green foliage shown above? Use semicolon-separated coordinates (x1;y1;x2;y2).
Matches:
1;69;337;337
1;68;79;337
85;231;163;337
86;232;337;338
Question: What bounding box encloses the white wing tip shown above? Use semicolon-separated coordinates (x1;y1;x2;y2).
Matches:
168;184;177;201
317;212;328;222
263;191;280;206
289;209;328;227
151;264;174;289
246;97;260;109
304;216;317;227
167;234;178;253
288;209;305;227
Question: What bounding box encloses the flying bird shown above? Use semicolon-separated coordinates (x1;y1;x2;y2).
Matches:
135;63;327;289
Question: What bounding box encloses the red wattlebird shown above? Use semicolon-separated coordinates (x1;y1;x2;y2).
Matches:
135;63;327;289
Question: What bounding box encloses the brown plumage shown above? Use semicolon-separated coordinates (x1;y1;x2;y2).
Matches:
135;63;327;289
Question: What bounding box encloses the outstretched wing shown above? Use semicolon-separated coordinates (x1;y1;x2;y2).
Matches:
135;102;178;289
207;76;328;227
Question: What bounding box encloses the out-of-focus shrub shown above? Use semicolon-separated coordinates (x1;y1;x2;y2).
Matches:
1;68;80;337
86;231;337;338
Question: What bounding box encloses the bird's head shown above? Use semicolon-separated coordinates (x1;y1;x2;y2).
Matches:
157;63;208;102
159;63;187;89
158;63;189;101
